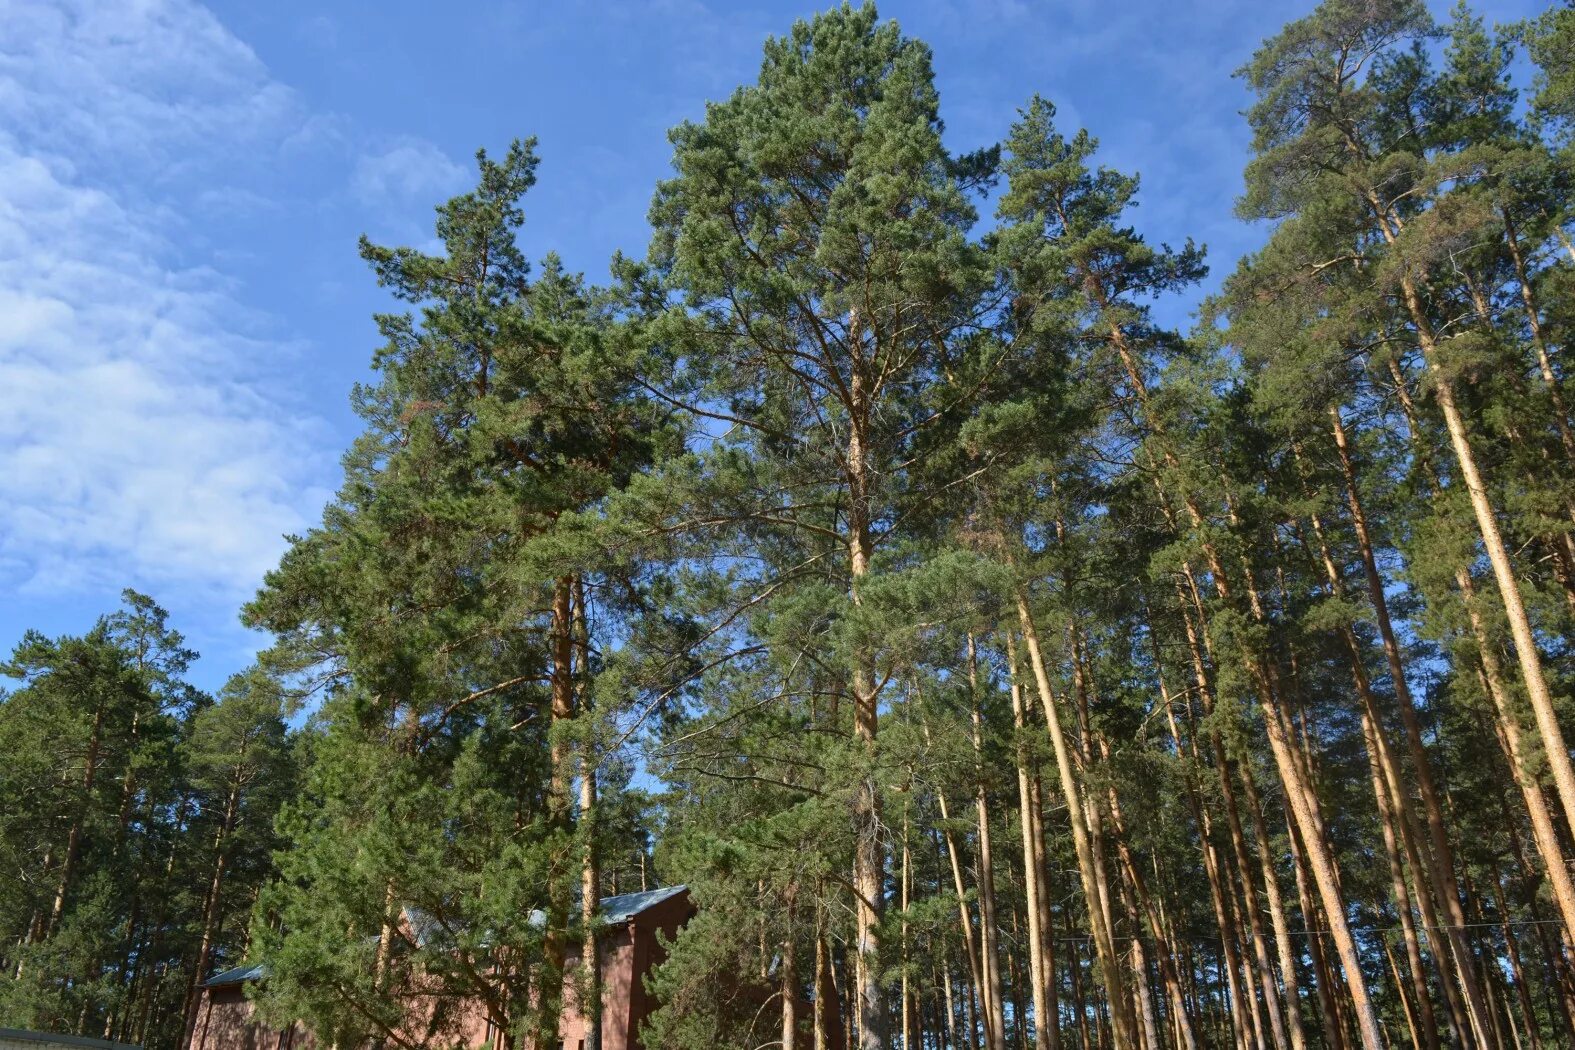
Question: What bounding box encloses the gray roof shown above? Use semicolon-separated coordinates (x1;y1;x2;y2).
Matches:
203;962;266;987
528;884;689;930
402;905;445;949
0;1029;140;1050
598;884;688;923
204;886;688;986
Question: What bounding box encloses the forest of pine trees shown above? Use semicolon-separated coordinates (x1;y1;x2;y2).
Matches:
5;1;1575;1047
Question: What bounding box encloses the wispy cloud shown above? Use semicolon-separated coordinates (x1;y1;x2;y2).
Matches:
353;139;467;208
0;0;298;180
0;0;334;612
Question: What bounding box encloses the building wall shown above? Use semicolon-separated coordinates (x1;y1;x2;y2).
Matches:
187;987;311;1050
187;891;694;1050
620;890;690;1050
557;928;643;1050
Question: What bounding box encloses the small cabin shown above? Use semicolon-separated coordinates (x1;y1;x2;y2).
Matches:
186;886;693;1050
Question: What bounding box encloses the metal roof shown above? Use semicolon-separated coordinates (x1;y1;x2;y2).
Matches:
598;884;688;924
203;962;266;987
401;905;445;949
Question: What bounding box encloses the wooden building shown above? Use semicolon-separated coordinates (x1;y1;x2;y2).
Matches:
186;886;692;1050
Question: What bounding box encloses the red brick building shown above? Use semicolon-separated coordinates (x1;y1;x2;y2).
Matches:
186;886;692;1050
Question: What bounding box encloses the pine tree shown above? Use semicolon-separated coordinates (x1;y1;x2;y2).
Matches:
0;592;288;1050
637;6;996;1044
245;138;674;1050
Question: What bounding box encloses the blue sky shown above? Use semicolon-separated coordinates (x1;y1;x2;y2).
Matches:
0;0;1543;693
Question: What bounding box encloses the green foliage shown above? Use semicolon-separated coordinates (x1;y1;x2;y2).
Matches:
0;593;293;1050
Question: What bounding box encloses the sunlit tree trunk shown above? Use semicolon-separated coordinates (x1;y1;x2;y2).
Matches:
570;578;602;1050
1015;589;1138;1050
815;908;835;1050
1385;359;1575;947
845;333;885;1050
1374;199;1575;862
784;888;800;1050
924;718;994;1050
1006;634;1058;1050
1327;408;1497;1042
1151;602;1259;1050
968;636;1009;1050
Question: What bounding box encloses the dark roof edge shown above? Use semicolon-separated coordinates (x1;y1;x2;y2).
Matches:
0;1029;141;1050
202;962;266;987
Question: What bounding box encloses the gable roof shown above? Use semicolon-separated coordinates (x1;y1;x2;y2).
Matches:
598;884;688;924
203;962;266;987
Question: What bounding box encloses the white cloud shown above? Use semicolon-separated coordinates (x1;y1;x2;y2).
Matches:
0;0;334;608
352;139;467;207
0;0;298;180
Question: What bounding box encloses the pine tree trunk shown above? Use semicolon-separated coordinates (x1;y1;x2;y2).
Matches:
1006;908;1027;1050
1217;753;1289;1050
815;908;833;1050
785;889;800;1050
968;636;1009;1050
1477;648;1575;946
1193;533;1382;1050
1028;774;1061;1047
1235;761;1307;1050
1377;206;1575;852
1152;614;1257;1050
1500;785;1575;1036
1015;589;1138;1050
1284;809;1345;1050
1326;408;1499;1044
580;764;601;1050
901;806;913;1050
1117;337;1381;1046
941;964;960;1050
1006;634;1058;1050
845;341;885;1050
1462;872;1517;1050
181;775;243;1043
967;963;985;1050
1065;627;1133;1038
1100;741;1198;1050
113;708;143;859
1252;669;1381;1050
47;697;107;938
1064;906;1093;1050
1385;359;1575;948
1295;486;1452;1045
1489;869;1543;1050
1358;703;1435;1050
1166;567;1288;1050
928;735;993;1050
373;878;398;991
537;574;578;1050
573;577;602;1050
1381;942;1424;1050
1128;930;1159;1050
